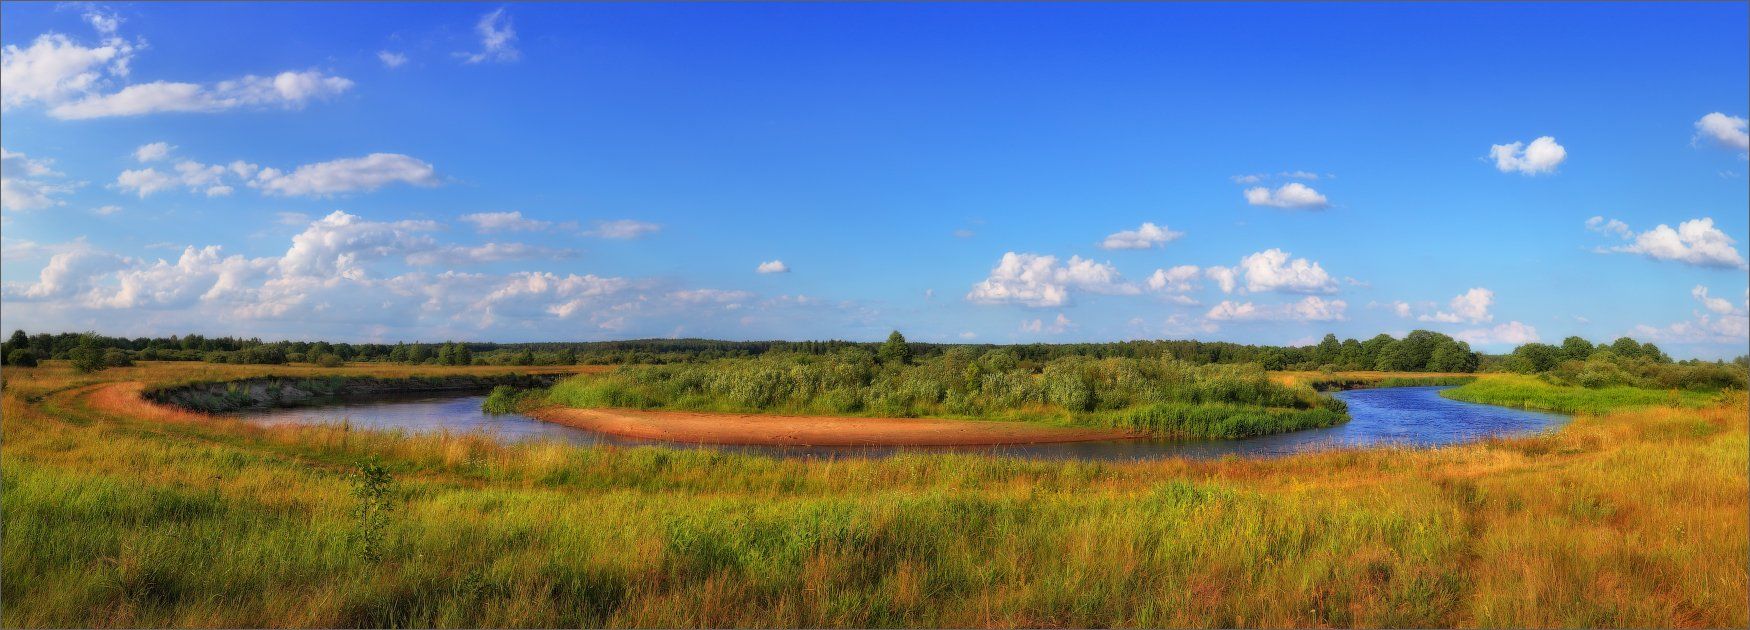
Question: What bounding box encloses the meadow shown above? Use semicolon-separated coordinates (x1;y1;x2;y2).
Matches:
2;360;1744;627
543;352;1347;440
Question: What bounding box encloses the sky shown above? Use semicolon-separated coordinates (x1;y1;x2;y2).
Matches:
2;3;1747;358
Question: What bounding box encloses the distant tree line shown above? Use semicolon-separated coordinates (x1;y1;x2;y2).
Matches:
4;328;1743;382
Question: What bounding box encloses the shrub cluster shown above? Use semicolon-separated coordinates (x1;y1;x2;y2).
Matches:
548;346;1344;439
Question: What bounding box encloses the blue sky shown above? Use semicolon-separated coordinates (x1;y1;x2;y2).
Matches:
2;3;1746;357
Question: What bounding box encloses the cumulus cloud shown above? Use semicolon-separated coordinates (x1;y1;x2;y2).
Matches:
1;15;345;120
966;252;1139;307
459;8;519;64
1205;248;1337;294
1146;265;1201;294
1420;287;1494;324
586;219;662;239
405;242;578;267
0;34;136;110
1693;112;1748;153
252;153;438;197
1020;313;1075;335
0;211;873;341
1455;321;1540;346
1;147;77;212
756;260;790;274
1099;222;1182;250
1242;182;1329;209
1632;285;1749;344
378;51;409;69
1205;296;1347;322
460;211;550;233
1489;136;1566;175
1593;217;1747;270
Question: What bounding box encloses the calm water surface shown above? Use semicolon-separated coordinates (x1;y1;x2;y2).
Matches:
245;386;1566;460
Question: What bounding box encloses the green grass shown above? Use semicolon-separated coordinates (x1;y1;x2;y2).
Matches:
1441;374;1723;414
3;364;1745;627
544;356;1349;439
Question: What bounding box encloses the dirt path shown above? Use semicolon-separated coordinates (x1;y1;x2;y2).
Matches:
529;406;1140;446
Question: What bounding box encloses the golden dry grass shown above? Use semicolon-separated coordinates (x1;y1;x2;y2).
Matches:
2;361;1744;627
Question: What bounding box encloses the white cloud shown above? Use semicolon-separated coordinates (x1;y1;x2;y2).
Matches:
586;219;661;239
1099;222;1183;250
1206;248;1338;294
1693;112;1748;152
460;211;550;233
1;147;76;211
1205;296;1347;322
1389;300;1412;318
82;9;122;37
460;8;519;64
1455;321;1540;346
1420;287;1494;324
47;70;353;120
277;210;439;279
92;204;122;216
1281;170;1320;180
1693;285;1735;315
1243;182;1329;209
1146;265;1200;293
669;288;754;305
405;242;577;267
1020;313;1075;334
252;153;438;197
1633;285;1748;344
0;34;136;110
1230;174;1264;184
1489;136;1566;175
1596;217;1747;270
966;252;1139;307
756;260;790;274
1584;215;1631;239
114;167;175;197
133;141;174;162
378;51;409;69
3;246;129;300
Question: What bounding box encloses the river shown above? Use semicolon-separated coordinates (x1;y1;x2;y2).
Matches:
243;386;1566;460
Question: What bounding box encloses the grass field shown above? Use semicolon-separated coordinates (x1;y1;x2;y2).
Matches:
1441;373;1721;415
2;361;1745;627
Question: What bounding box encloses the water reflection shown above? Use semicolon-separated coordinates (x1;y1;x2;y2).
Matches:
244;386;1566;461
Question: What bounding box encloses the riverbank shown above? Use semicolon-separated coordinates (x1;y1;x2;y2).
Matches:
3;362;1744;627
528;405;1138;446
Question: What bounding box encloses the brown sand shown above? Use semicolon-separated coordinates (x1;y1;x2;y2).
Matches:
529;406;1140;446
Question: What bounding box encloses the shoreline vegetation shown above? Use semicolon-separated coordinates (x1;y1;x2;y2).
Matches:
1;360;1743;627
540;351;1351;440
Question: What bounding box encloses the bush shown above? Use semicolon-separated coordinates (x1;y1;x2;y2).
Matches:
313;353;346;368
5;349;38;367
69;347;106;373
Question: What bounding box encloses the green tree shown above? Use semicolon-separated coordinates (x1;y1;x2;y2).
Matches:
878;331;913;366
68;342;106;374
1314;333;1341;366
1560;336;1595;361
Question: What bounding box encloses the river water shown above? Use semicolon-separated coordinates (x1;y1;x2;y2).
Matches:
243;386;1566;460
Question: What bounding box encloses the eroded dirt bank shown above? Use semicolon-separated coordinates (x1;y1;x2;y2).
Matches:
529;405;1140;446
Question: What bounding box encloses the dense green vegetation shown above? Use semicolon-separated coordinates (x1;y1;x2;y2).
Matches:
1443;374;1724;415
545;337;1346;439
0;328;1491;372
3;362;1745;627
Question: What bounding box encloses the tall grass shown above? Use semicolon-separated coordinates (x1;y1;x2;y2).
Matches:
1442;374;1723;414
2;363;1744;627
545;353;1343;439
